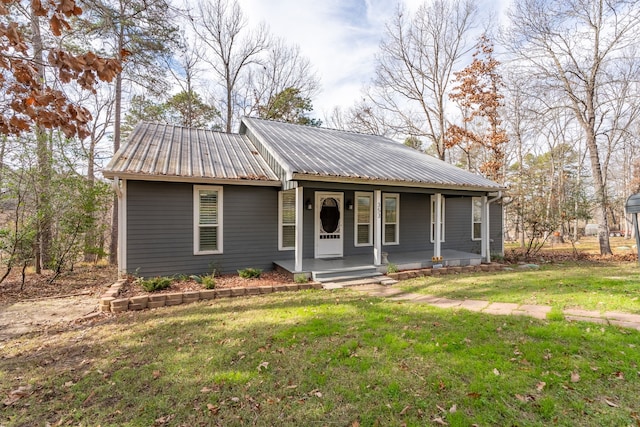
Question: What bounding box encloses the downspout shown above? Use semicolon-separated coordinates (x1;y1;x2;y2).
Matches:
485;191;503;263
112;176;122;198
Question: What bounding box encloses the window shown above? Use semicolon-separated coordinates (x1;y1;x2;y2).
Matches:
383;193;399;245
430;195;445;242
472;197;482;240
194;186;222;254
354;192;373;246
279;190;296;250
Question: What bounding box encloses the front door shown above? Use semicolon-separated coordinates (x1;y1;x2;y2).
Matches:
315;192;343;258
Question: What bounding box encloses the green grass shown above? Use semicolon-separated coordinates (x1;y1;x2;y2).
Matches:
1;288;640;426
399;261;640;313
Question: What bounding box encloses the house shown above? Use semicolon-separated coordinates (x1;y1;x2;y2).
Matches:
102;118;504;280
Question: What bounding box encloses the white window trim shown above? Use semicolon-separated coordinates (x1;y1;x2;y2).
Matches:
430;195;445;243
382;193;400;245
472;196;482;241
278;190;296;251
193;185;223;255
354;191;373;247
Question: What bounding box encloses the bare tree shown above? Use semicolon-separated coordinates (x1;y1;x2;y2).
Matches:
246;38;319;118
369;0;478;160
191;0;268;133
506;0;640;255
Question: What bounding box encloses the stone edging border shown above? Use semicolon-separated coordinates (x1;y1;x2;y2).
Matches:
100;263;505;313
386;262;503;280
99;281;324;313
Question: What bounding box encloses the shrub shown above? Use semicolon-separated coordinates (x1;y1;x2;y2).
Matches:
295;274;308;284
386;262;399;274
202;274;216;289
140;276;172;292
238;267;262;279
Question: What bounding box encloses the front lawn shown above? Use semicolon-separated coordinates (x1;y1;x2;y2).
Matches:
399;261;640;314
2;287;639;426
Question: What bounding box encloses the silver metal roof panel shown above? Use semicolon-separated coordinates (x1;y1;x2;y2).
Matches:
102;122;279;184
240;117;503;191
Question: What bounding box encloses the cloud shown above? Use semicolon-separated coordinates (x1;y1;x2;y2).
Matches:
237;0;509;121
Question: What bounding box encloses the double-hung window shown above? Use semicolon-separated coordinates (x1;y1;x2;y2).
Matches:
430;195;445;243
472;197;482;240
383;193;399;245
279;190;296;250
194;185;223;254
354;192;373;246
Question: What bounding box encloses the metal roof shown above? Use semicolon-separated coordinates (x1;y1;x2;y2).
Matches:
102;122;280;185
240;117;503;191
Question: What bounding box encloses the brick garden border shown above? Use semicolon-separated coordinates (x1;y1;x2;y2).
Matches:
386;262;503;281
99;280;324;313
100;263;504;313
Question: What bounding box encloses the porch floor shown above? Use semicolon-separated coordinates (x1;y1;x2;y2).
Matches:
274;249;483;277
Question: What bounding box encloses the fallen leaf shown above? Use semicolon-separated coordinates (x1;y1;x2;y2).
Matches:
604;399;619;408
351;421;360;427
257;361;269;372
493;368;500;376
82;390;96;406
64;381;74;387
449;404;457;413
613;371;624;380
432;416;448;425
467;392;481;399
206;403;219;414
153;414;175;426
2;385;32;406
200;387;213;393
436;404;446;413
515;394;535;403
536;381;546;391
399;405;411;415
571;371;580;383
153;370;161;379
286;384;298;389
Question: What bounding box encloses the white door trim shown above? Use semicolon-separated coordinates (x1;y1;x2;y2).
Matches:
314;191;344;258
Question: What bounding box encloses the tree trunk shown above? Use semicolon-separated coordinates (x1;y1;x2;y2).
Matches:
584;126;613;255
31;8;52;270
109;24;125;266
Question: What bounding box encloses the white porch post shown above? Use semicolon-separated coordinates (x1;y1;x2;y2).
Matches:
374;190;382;265
481;195;490;263
294;186;304;272
113;177;127;277
434;193;442;259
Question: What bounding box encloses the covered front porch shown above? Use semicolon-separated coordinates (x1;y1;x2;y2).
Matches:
274;249;483;282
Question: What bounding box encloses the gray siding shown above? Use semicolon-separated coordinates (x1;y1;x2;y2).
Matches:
490;202;503;255
125;181;504;277
126;181;290;277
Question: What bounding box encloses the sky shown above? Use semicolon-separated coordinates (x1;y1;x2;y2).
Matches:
237;0;510;122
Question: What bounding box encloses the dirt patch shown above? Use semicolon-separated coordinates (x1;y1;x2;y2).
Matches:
0;265;117;341
0;265;116;305
118;270;294;299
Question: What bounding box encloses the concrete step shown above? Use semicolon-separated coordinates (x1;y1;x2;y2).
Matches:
312;266;381;283
322;276;385;289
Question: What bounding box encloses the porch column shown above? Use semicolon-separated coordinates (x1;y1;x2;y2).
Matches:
374;190;382;265
481;195;489;263
294;186;304;272
434;193;442;259
113;177;127;277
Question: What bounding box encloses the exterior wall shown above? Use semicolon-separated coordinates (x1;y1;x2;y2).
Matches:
490;202;503;255
126;180;290;277
298;184;501;259
125;180;504;277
